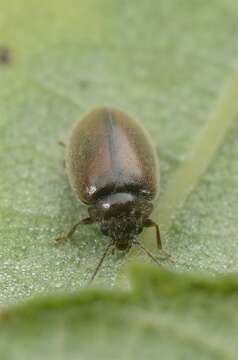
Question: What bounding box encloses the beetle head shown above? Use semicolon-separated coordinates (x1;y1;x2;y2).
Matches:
89;192;153;249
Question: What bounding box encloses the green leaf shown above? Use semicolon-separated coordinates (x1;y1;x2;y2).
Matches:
1;265;238;360
1;2;238;357
1;0;238;307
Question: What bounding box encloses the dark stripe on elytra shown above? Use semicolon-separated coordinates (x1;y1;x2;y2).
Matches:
98;109;146;199
105;109;120;173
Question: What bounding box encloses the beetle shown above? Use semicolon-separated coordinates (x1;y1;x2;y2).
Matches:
56;107;169;280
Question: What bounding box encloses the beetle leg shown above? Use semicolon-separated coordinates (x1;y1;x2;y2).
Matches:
143;219;175;262
80;217;94;225
54;217;93;244
143;219;162;248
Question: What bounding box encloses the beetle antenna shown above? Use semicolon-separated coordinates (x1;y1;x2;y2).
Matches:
134;241;161;266
89;242;113;283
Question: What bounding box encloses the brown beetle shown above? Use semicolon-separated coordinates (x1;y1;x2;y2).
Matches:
56;107;168;280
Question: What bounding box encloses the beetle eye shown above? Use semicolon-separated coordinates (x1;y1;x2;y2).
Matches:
101;223;109;236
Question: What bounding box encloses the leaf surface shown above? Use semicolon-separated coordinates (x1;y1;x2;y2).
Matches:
0;0;238;308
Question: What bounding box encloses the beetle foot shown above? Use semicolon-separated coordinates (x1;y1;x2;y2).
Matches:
58;139;67;147
53;234;70;244
157;249;176;263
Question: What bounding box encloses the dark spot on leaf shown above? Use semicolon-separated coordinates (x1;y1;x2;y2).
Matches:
79;80;90;90
0;46;11;65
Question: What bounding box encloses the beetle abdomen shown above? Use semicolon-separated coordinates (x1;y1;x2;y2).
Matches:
66;108;159;204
